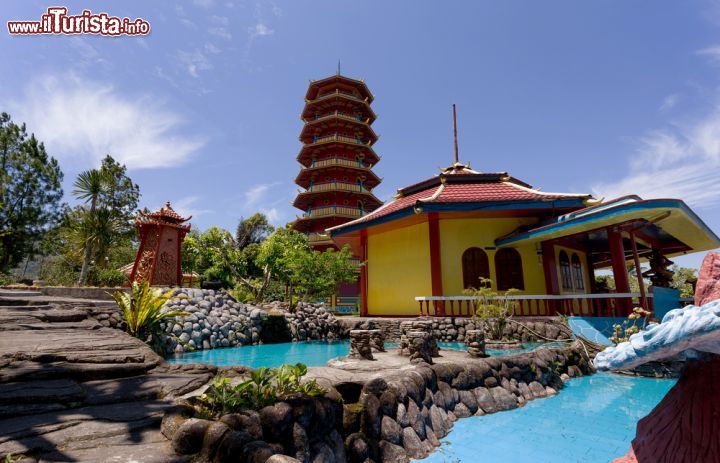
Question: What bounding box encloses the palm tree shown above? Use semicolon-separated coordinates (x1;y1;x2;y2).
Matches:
73;169;108;285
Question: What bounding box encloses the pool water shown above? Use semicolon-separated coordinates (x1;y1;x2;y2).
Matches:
418;373;675;463
167;340;566;368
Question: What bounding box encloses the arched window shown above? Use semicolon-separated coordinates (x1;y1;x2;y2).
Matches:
571;253;585;291
495;248;525;290
462;247;490;289
559;251;572;290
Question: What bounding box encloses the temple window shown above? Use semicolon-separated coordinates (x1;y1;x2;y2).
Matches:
559;251;572;290
495;248;525;291
462;247;490;289
571;253;585;291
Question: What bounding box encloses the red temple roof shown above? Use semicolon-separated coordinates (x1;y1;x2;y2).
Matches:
328;163;593;233
138;201;191;226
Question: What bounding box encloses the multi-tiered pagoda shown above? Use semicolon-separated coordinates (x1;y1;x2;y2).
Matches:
292;74;382;249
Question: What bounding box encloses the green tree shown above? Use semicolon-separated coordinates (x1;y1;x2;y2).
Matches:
0;113;63;272
256;228;358;305
236;213;274;250
72;155;139;285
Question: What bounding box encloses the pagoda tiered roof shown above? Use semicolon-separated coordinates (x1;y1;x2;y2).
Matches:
305;75;374;102
137;201;191;230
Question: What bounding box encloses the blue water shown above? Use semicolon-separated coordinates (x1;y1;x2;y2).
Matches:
418;373;676;463
167;340;565;368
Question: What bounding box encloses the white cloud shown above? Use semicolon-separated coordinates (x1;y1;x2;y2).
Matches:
248;22;274;39
209;27;232;40
244;182;279;208
172;196;213;218
176;49;213;77
593;108;720;209
5;73;205;170
696;45;720;65
193;0;215;8
660;93;680;112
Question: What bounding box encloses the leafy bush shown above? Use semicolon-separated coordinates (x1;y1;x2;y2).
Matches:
609;307;652;345
85;267;128;287
463;277;519;341
112;281;188;344
196;363;325;418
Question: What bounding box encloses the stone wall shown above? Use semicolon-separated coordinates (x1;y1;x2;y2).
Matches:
163;343;592;463
159;290;341;354
346;344;591;462
340;316;569;344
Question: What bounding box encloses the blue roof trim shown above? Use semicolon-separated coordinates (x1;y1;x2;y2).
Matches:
495;198;720;247
329;198;587;237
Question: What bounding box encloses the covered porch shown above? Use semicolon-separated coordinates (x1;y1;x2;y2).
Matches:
416;196;719;317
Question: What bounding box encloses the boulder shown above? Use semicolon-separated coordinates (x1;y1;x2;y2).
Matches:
379;441;410;463
171;418;210;455
402;426;426;459
695;252;720;306
381;416;403;445
260;402;293;440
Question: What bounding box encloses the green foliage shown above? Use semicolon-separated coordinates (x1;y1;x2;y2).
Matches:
196;363;325;418
463;277;519;341
72;155;140;286
669;265;697;298
257;228;358;305
0;112;64;272
112;281;188;343
609;307;652;345
92;268;128;287
236;213;274;250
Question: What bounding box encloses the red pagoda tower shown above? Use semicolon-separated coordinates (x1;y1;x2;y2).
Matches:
292;74;382;248
129;202;191;287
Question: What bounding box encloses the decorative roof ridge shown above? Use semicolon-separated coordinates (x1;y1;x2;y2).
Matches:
504;181;593;199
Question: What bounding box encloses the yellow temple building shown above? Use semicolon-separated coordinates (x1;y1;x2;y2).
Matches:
328;162;720;318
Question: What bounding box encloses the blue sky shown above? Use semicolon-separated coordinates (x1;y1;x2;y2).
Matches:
1;0;719;268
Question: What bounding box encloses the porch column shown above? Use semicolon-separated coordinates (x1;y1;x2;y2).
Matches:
541;241;559;315
607;228;632;315
359;230;369;317
428;212;445;316
629;232;648;312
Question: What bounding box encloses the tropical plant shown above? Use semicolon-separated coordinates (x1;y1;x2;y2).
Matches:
72;155;139;286
112;281;188;343
196;363;325;418
609;306;652;345
463;277;519;341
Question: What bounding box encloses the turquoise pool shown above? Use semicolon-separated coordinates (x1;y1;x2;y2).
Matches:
418;372;675;463
166;340;565;368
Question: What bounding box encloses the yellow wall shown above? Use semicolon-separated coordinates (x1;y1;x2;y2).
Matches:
439;217;546;296
367;221;432;315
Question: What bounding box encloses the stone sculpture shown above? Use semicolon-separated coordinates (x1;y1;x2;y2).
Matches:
349;330;374;360
465;329;486;357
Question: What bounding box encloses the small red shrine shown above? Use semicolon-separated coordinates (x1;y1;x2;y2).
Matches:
129;202;191;287
292;73;383;246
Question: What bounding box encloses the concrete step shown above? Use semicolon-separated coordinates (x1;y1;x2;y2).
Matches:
0;289;42;298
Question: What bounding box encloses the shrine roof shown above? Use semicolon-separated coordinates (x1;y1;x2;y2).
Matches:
328;163;593;235
305;74;374;102
139;201;191;225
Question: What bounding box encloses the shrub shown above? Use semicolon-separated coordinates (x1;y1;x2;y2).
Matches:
112;281;188;344
93;268;127;287
463;277;519;341
609;307;652;345
196;363;325;418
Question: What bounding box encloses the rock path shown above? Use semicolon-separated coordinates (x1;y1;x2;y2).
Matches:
0;290;215;462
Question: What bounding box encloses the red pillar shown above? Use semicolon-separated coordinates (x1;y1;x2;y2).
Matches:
359;230;369;317
428;213;444;316
608;228;632;315
541;241;559;315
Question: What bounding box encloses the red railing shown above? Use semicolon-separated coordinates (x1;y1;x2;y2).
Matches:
415;293;655;318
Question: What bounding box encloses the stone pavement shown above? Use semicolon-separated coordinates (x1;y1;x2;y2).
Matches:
0;290;215;462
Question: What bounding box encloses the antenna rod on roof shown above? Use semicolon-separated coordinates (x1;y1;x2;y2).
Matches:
452;104;459;164
337;60;341;76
